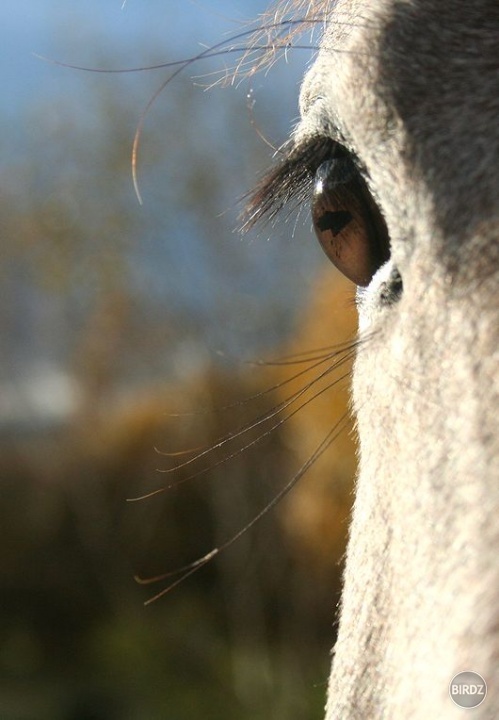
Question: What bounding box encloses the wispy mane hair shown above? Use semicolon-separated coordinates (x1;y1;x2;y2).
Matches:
244;0;331;74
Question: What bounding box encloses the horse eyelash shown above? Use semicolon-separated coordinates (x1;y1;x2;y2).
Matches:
242;134;339;230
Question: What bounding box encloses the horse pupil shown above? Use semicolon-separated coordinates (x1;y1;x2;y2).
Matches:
317;210;353;236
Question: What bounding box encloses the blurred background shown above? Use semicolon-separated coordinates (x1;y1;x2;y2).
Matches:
1;2;358;718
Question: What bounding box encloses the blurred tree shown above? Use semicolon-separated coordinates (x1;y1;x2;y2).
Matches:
0;12;357;720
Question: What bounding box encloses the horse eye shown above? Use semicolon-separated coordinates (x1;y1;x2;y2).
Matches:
311;156;390;286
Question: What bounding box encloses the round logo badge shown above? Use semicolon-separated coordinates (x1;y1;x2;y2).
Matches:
449;671;487;709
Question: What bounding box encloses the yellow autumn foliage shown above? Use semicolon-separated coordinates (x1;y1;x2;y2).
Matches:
275;269;358;571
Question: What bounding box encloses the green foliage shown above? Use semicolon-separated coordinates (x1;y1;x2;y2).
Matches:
1;22;357;719
0;363;350;719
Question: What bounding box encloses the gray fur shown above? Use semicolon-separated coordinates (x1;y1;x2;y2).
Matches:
295;1;499;717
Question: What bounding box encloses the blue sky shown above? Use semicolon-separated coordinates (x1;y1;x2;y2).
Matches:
1;1;324;395
1;1;273;119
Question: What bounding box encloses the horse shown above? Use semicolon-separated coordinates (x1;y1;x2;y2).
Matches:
248;1;499;716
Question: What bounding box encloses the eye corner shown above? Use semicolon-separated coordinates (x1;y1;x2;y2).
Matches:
379;266;403;305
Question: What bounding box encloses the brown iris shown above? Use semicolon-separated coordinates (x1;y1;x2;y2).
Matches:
312;157;390;286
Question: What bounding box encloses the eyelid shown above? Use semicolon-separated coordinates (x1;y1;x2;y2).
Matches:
243;135;340;230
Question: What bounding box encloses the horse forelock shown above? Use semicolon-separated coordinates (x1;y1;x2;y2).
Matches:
236;0;332;77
